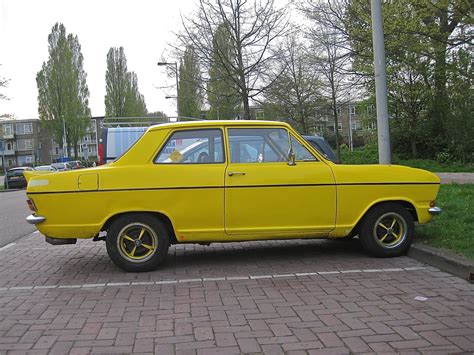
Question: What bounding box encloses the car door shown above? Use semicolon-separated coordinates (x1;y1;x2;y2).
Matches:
152;128;227;241
224;126;336;237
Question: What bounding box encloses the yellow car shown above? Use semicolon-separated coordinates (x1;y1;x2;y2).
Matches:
25;120;442;272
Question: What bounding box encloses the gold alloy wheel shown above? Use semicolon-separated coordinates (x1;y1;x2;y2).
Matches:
117;223;158;263
373;212;407;249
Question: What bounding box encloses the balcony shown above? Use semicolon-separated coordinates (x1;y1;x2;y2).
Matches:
2;133;14;139
1;149;16;155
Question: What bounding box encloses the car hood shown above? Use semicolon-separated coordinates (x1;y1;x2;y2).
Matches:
330;164;440;185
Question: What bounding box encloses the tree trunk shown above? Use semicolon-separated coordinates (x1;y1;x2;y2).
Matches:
331;83;341;161
66;141;71;159
242;93;251;119
410;136;417;157
432;40;448;139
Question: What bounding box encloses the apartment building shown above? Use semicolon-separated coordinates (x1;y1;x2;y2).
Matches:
0;118;98;168
251;101;377;147
0;119;53;168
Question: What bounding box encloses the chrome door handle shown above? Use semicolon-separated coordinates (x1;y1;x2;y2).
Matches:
228;171;246;177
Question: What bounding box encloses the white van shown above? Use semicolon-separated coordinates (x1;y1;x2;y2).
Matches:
99;127;147;164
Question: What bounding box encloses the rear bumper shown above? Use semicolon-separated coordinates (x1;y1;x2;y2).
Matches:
6;180;27;188
26;214;46;225
428;206;442;216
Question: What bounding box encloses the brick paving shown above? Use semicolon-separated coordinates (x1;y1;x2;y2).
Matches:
0;233;473;354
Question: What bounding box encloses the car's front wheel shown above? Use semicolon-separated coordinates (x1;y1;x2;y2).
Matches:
106;214;170;272
359;203;414;257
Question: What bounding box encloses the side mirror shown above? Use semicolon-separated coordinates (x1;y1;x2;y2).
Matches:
288;149;296;166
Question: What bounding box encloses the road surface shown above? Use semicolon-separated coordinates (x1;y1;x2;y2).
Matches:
0;189;35;247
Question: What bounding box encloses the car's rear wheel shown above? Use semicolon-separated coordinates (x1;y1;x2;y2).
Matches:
106;214;170;272
359;203;414;257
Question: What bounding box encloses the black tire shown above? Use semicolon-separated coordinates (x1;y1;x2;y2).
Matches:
359;203;414;257
106;213;170;272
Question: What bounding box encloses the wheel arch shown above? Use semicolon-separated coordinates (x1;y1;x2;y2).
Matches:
349;199;418;237
101;211;177;244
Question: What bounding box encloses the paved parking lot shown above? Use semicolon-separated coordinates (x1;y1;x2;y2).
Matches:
0;233;473;354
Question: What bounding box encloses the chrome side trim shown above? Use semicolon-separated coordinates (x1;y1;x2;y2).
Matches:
26;214;46;225
428;207;442;215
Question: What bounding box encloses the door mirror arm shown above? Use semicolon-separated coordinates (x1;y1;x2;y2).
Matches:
288;149;296;166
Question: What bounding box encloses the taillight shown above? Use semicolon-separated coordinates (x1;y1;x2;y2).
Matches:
98;142;103;165
26;199;37;212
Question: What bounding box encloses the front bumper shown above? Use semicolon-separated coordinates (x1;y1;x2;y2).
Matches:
26;214;46;225
428;206;442;216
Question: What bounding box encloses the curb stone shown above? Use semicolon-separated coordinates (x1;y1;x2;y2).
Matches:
0;188;22;193
435;172;474;184
408;243;474;283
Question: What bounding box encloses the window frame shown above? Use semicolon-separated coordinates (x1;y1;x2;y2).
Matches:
225;126;322;164
16;122;33;135
3;124;13;136
226;127;291;164
154;128;226;165
17;139;33;151
289;134;319;162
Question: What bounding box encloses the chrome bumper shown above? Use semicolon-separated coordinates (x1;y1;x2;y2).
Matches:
428;206;442;216
26;214;46;225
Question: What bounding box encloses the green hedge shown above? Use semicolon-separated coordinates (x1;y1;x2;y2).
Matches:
340;145;474;172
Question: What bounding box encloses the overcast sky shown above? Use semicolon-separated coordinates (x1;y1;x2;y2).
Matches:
0;0;194;120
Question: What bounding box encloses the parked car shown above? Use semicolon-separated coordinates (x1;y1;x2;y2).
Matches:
302;135;339;164
69;160;85;169
24;120;442;272
98;127;340;166
4;167;33;189
34;165;58;172
51;162;72;171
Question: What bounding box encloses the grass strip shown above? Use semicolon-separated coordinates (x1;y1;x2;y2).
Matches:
416;184;474;260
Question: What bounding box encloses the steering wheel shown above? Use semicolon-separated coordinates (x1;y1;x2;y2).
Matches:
198;152;210;163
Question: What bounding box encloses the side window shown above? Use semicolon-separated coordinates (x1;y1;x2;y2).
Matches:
291;136;317;161
155;129;224;164
228;128;289;163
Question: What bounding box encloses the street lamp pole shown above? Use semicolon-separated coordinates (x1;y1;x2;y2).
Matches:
157;61;179;118
0;140;7;189
62;115;68;160
371;0;391;164
348;93;354;151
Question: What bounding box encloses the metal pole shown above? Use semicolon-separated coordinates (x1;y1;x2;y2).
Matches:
62;116;68;159
94;118;99;164
348;95;354;151
1;141;7;189
370;0;391;164
174;62;179;118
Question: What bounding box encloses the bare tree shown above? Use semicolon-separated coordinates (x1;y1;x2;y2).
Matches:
0;66;11;118
301;0;357;160
178;0;288;119
0;75;7;101
264;36;321;133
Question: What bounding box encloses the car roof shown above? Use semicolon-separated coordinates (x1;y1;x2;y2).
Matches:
147;120;290;132
8;167;30;171
302;134;323;140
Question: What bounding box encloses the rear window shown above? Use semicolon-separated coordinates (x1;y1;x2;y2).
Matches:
155;129;225;164
7;169;26;177
106;127;147;162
